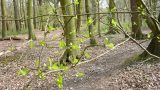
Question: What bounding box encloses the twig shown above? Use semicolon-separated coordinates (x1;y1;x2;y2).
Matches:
77;38;130;65
116;12;160;60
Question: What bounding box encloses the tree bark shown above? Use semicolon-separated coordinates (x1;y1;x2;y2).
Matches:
59;0;79;64
27;0;36;40
13;0;21;32
33;0;37;29
85;0;97;45
136;0;160;57
107;0;117;34
92;0;97;25
38;0;45;31
97;0;101;37
76;0;82;34
130;0;143;40
1;0;7;38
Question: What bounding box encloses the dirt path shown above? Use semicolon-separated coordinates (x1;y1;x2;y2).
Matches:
0;31;152;90
61;41;150;90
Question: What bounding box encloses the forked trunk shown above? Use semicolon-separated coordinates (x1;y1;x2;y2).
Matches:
136;0;160;58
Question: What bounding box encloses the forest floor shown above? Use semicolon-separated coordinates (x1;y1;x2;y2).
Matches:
0;29;159;90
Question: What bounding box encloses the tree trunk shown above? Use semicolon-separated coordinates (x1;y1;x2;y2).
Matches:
1;0;7;38
33;0;37;29
136;0;160;57
130;0;143;40
27;0;36;40
38;0;45;31
59;0;79;64
92;0;97;25
85;0;97;45
76;0;82;33
22;0;28;29
13;0;21;32
107;0;117;34
97;0;101;37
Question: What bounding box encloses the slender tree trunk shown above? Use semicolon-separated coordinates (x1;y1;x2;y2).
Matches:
108;0;117;34
13;0;21;32
59;0;79;64
130;0;143;40
76;0;82;33
38;0;45;31
27;0;36;40
22;0;28;29
97;0;101;37
33;0;37;29
92;0;97;25
1;0;7;38
85;0;97;45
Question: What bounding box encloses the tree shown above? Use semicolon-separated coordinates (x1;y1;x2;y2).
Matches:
85;0;97;45
107;0;117;34
130;0;143;39
13;0;21;32
76;0;82;33
1;0;7;38
38;0;45;31
97;0;101;37
27;0;36;40
136;0;160;57
91;0;97;25
33;0;37;29
59;0;79;64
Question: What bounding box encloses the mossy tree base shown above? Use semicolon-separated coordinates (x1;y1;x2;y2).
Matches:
131;33;147;40
140;38;160;59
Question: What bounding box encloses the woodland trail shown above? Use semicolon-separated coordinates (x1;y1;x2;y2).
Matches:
59;40;150;90
0;30;152;90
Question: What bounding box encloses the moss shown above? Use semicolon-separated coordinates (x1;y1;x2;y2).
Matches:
123;53;160;67
123;54;141;66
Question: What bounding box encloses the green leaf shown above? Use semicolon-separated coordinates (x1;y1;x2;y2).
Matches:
54;50;59;54
29;39;35;48
48;26;55;32
71;44;80;51
48;58;59;70
55;73;63;89
39;40;46;47
74;0;79;5
59;40;66;49
86;17;93;25
60;64;69;71
76;72;85;78
104;38;109;45
106;43;115;49
147;32;153;39
35;59;40;68
79;38;84;43
72;58;79;64
111;7;116;12
17;68;29;76
38;74;46;79
85;53;91;59
43;63;47;68
37;69;46;79
111;19;117;27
